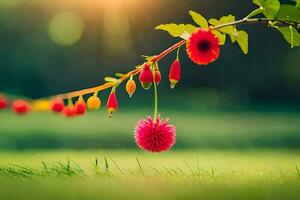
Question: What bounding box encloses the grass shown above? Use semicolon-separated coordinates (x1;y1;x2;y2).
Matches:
0;150;300;200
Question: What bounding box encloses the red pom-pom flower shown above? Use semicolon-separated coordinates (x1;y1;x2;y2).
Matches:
186;29;220;65
134;116;176;153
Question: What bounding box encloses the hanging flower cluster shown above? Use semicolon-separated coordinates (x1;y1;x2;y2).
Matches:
1;1;299;153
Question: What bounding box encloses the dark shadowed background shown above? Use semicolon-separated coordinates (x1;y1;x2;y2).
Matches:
0;0;299;107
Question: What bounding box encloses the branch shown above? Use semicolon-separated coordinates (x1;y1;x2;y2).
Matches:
43;18;300;101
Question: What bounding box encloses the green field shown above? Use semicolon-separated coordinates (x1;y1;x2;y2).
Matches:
1;110;300;199
1;110;300;149
0;150;300;200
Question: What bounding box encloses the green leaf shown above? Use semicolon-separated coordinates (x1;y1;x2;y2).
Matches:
276;4;300;22
155;23;197;39
235;31;249;54
155;23;183;37
212;30;226;45
189;10;208;28
245;7;264;18
278;26;300;47
104;77;118;82
252;0;280;18
209;15;238;36
115;73;125;78
297;0;300;9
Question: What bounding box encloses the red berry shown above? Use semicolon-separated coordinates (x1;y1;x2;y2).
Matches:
51;97;65;113
63;106;76;117
154;70;161;84
169;59;181;89
12;99;30;115
75;101;86;115
139;64;153;90
106;92;118;117
0;95;8;109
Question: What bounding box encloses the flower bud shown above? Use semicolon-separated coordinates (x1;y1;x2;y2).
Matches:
51;97;65;113
32;100;51;112
63;106;76;117
12;99;31;115
139;64;153;90
107;91;118;118
154;70;161;85
0;95;8;109
75;96;86;115
63;99;76;117
169;59;181;89
126;78;136;98
87;94;101;110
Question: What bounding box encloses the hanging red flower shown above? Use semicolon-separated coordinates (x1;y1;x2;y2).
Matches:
51;97;65;113
63;106;76;117
169;59;181;88
139;63;154;89
107;91;118;117
0;95;8;109
75;98;86;115
154;70;161;84
186;29;220;65
12;99;31;115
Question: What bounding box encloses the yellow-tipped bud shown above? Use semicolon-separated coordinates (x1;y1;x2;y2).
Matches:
169;79;178;89
126;79;136;98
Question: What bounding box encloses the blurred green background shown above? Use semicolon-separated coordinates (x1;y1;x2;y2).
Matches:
0;0;299;150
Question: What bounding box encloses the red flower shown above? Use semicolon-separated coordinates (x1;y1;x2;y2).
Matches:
74;96;86;115
75;101;86;115
51;97;65;113
154;70;161;84
186;29;220;65
63;106;76;117
107;92;118;117
134;116;176;153
0;95;8;109
139;64;153;89
12;99;30;115
169;59;181;88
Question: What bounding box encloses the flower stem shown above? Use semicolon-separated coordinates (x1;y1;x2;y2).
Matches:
152;67;158;121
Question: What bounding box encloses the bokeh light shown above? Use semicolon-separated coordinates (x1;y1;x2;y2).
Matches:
0;0;21;7
49;11;85;46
